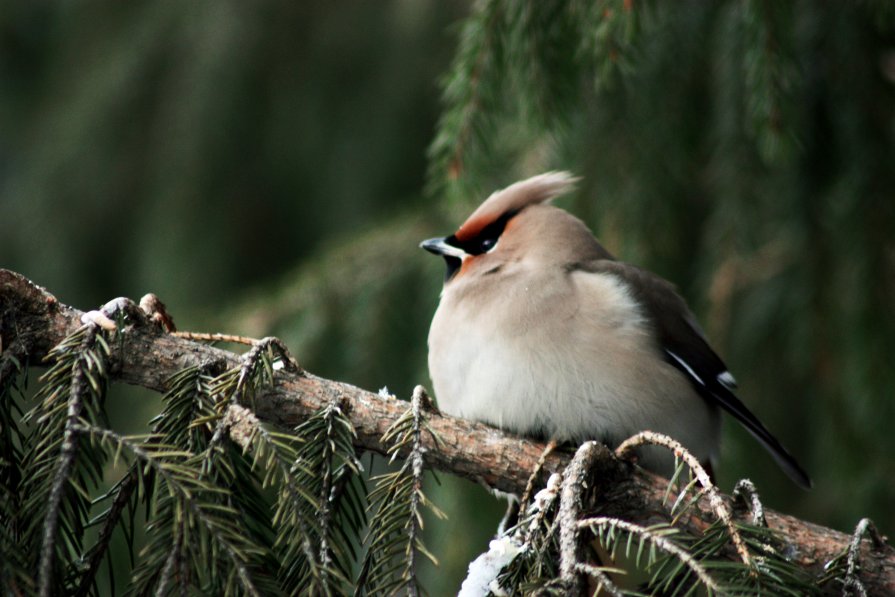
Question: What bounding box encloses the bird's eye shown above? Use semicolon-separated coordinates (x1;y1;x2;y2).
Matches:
479;237;497;253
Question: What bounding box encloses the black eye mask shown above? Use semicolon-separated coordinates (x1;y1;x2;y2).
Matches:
445;210;517;256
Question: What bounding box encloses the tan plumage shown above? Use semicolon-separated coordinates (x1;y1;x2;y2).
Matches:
422;172;810;487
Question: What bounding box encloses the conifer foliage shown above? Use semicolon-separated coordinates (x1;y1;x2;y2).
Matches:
1;289;889;595
1;0;894;594
0;316;373;595
0;311;444;595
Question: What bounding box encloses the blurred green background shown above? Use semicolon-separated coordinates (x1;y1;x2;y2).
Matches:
2;1;893;593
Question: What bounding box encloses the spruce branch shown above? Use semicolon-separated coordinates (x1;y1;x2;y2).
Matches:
75;468;140;597
197;341;292;502
275;398;365;594
0;516;33;596
2;270;894;595
427;0;648;201
229;406;329;594
616;431;753;569
75;425;271;597
739;0;798;162
0;349;32;597
152;365;218;454
571;0;642;89
0;349;29;592
512;1;575;123
200;336;298;473
193;340;348;593
690;520;820;596
356;386;445;596
26;323;111;596
134;360;279;595
550;441;674;596
426;0;506;198
578;517;723;595
232;337;302;406
571;562;623;597
304;397;366;584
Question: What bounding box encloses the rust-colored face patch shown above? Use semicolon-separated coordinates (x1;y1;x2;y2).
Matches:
457;254;477;278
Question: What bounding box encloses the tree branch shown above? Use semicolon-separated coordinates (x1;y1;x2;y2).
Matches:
1;268;892;595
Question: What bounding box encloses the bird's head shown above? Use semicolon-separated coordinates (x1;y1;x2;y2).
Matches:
420;172;604;284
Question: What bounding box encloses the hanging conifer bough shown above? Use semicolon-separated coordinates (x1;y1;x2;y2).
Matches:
2;1;895;593
356;386;445;596
427;0;814;201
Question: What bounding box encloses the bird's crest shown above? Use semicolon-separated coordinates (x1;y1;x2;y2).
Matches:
455;171;580;242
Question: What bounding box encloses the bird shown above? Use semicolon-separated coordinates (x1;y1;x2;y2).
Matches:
421;171;811;489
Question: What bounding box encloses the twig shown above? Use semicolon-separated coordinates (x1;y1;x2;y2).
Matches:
74;469;139;597
155;522;184;597
577;517;722;594
557;441;603;592
844;518;888;597
573;562;624;597
38;324;97;597
73;424;262;597
406;386;429;596
733;479;767;528
139;293;177;333
204;336;298;476
519;438;558;515
234;337;300;404
519;472;562;543
222;404;262;451
316;397;346;575
616;431;753;569
172;331;258;345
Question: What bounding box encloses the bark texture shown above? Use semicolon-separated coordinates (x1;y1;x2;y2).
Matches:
1;268;892;594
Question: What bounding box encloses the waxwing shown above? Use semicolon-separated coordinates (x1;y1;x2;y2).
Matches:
421;172;811;488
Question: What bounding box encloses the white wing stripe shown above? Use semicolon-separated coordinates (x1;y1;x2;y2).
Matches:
665;350;705;386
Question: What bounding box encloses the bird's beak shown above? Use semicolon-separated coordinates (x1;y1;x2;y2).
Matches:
420;237;467;260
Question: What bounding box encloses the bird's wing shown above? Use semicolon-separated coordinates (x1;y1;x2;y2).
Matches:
578;259;812;489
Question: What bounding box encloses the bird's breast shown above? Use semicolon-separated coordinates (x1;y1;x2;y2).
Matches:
427;269;719;473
